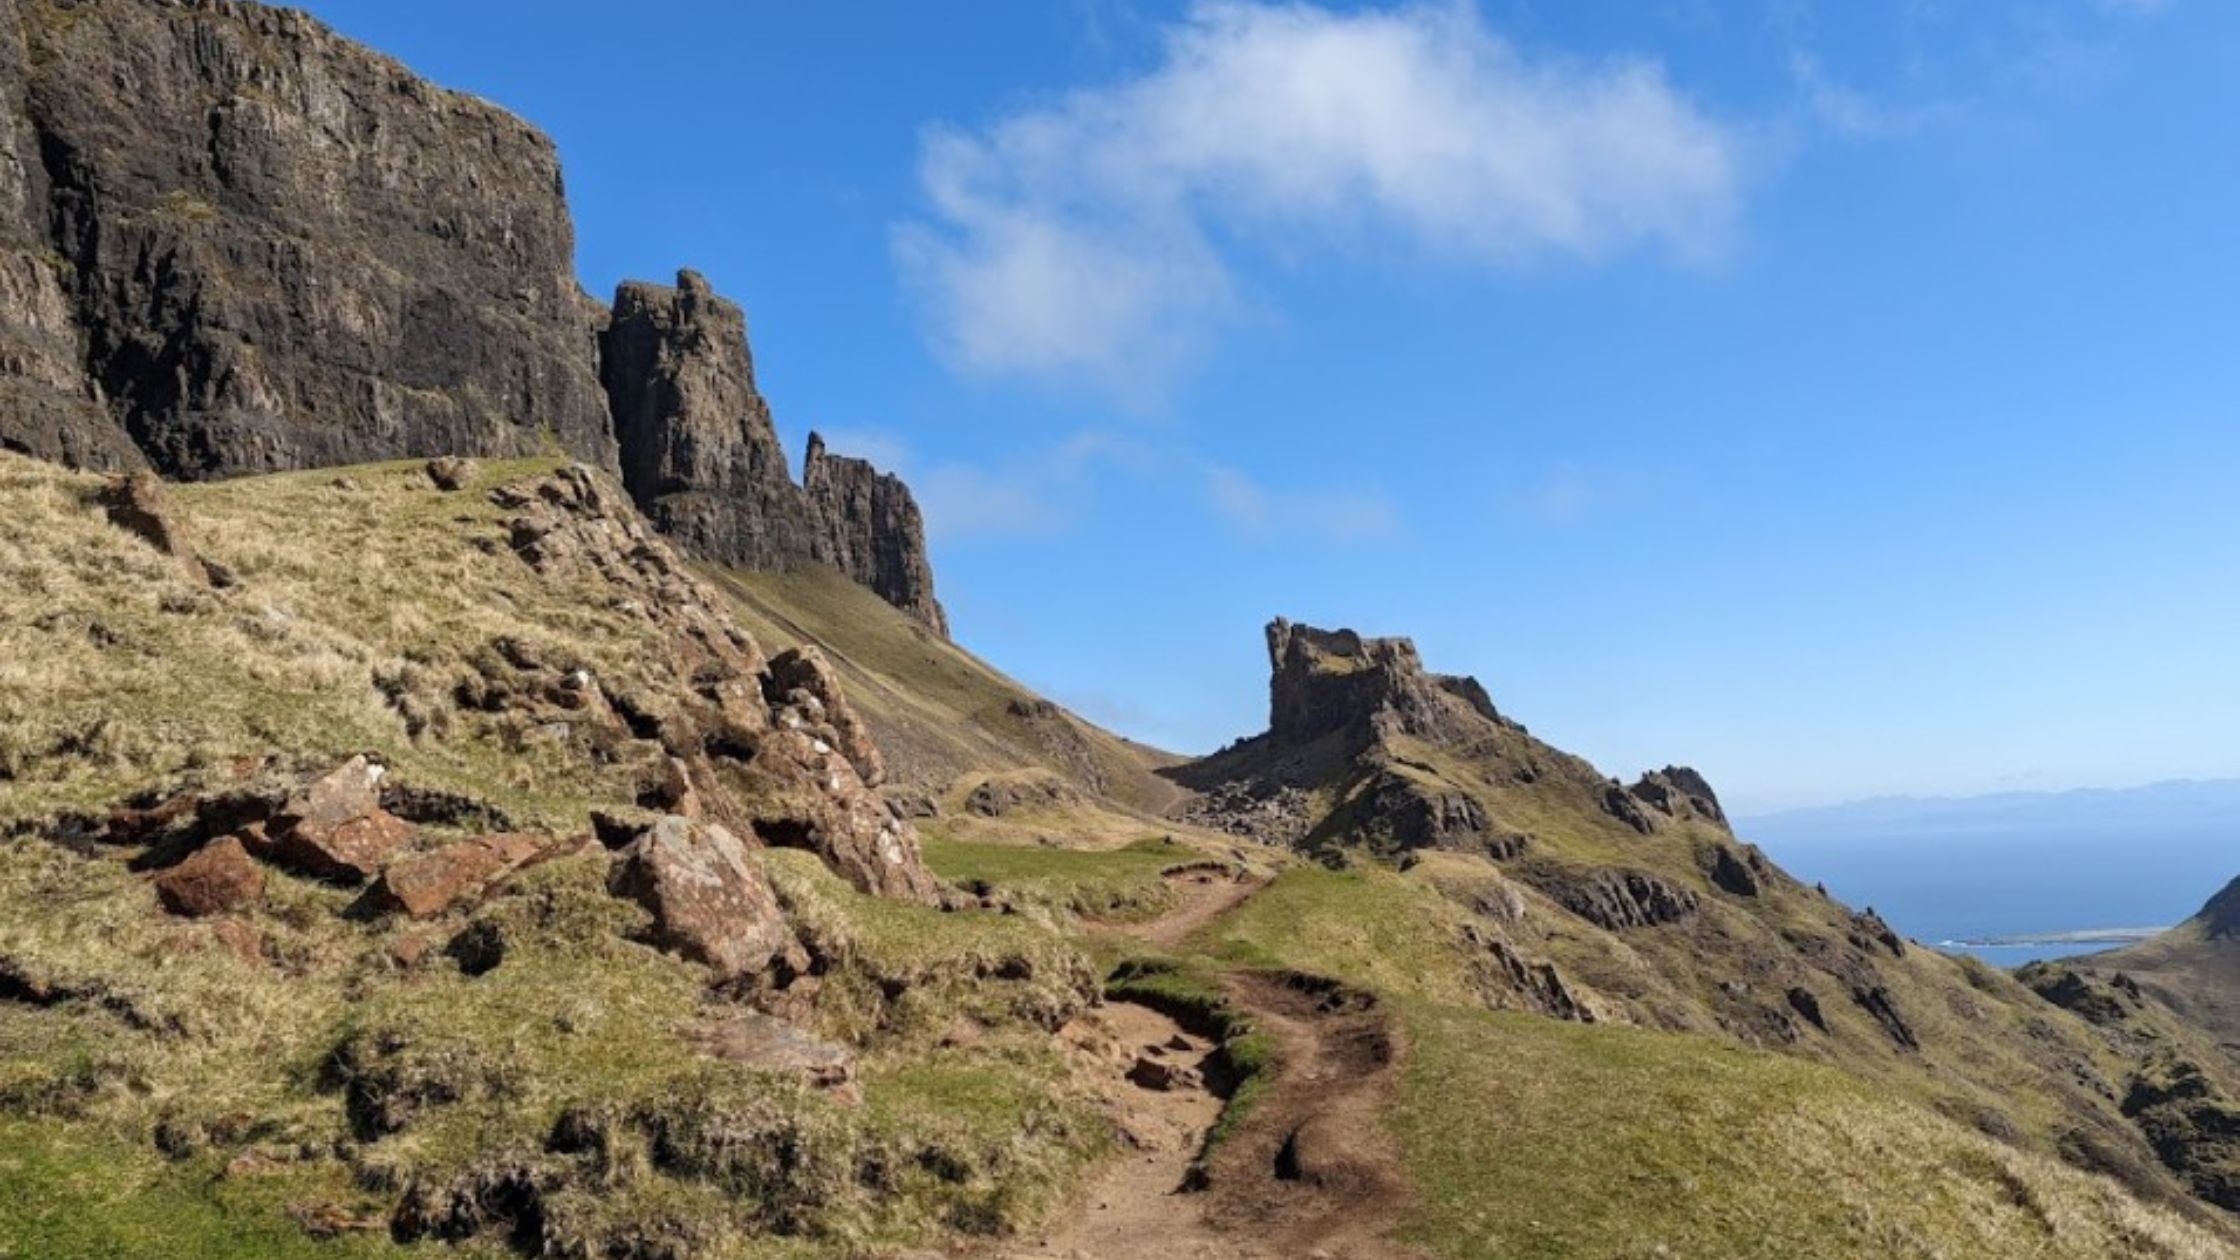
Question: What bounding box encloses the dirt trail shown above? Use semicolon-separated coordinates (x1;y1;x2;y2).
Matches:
984;870;1418;1260
1130;865;1265;951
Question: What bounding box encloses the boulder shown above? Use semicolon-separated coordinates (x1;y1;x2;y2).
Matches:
738;729;940;904
962;772;1082;818
1786;986;1828;1033
153;836;264;917
1127;1054;1197;1092
425;457;477;491
766;645;884;786
268;757;414;885
608;816;795;982
97;472;210;584
358;834;547;920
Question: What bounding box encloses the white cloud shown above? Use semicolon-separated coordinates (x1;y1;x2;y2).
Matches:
905;430;1400;545
896;1;1742;398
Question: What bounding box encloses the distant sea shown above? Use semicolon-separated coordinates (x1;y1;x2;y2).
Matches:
1738;782;2240;968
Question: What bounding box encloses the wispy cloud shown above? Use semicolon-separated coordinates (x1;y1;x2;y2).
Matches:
1787;51;1950;139
896;1;1742;400
856;428;1400;545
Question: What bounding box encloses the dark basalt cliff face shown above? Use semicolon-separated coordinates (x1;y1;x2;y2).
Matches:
803;432;946;636
1263;617;1506;750
600;271;819;574
0;0;944;632
4;0;613;476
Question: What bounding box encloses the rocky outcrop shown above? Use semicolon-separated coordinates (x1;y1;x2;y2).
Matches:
1629;766;1728;829
1264;618;1501;749
9;0;613;477
802;433;946;635
598;271;816;573
1702;843;1767;898
766;646;883;787
1332;769;1528;861
2121;1055;2240;1211
1852;984;1920;1050
595;276;946;634
609;816;798;983
1538;867;1700;931
490;464;941;905
0;0;947;631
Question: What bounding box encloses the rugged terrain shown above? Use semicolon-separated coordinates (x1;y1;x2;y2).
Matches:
0;0;944;632
3;2;2240;1258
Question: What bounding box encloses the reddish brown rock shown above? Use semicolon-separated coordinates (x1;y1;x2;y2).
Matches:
608;816;795;982
153;836;264;918
274;811;412;886
766;645;884;786
739;728;939;904
210;918;266;966
268;757;414;885
359;834;546;919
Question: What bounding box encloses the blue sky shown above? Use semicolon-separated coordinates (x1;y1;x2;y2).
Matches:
295;1;2240;813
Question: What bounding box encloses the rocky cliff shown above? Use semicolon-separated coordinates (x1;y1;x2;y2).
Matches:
0;0;944;632
599;270;818;573
803;431;946;636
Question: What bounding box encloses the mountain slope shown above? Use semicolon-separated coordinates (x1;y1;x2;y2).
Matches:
710;564;1187;817
0;0;944;631
1159;618;2240;1235
0;453;1117;1257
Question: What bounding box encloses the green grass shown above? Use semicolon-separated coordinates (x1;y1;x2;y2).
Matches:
922;835;1193;922
709;564;1183;812
1186;864;1481;1005
0;1118;455;1260
1392;1002;2235;1260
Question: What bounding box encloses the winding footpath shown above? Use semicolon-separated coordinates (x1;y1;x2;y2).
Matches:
983;869;1421;1260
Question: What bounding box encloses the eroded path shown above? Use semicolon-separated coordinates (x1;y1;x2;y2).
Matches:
985;869;1419;1260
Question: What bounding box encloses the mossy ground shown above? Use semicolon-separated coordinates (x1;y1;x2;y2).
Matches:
0;455;1116;1258
921;835;1203;923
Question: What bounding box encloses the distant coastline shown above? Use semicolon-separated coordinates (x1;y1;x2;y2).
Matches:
1942;927;2166;949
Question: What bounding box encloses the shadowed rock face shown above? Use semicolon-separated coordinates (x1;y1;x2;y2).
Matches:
6;0;613;477
1264;617;1499;749
803;433;946;635
600;271;818;574
2200;877;2240;940
0;0;947;632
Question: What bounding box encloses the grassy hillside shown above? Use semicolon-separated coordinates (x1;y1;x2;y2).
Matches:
0;455;1115;1258
1135;864;2239;1259
709;566;1185;812
4;451;2235;1258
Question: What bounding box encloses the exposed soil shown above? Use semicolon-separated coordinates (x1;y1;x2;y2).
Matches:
984;870;1420;1260
1199;972;1416;1260
1132;866;1266;952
